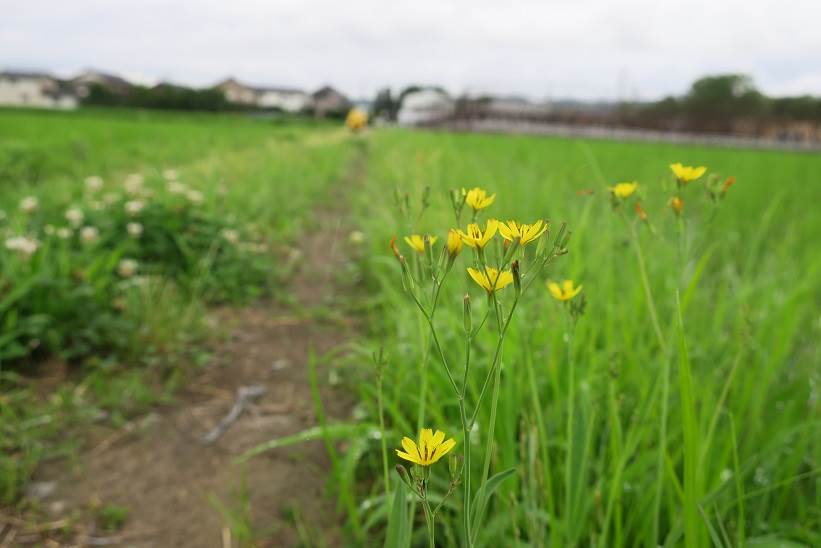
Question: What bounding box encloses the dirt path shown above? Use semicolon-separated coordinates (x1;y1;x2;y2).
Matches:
19;152;366;547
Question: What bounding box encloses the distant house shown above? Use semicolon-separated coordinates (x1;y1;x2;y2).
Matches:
215;78;258;106
397;89;454;126
256;86;311;112
215;78;310;113
71;69;132;98
312;86;351;117
0;71;78;109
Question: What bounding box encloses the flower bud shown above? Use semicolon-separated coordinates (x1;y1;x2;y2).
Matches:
390;236;400;259
399;255;415;291
447;229;463;259
634;200;648;222
511;260;521;295
395;464;410;485
448;453;463;483
463;293;472;334
670;196;684;216
722;176;736;194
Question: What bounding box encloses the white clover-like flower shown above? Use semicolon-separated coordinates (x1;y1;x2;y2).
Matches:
57;227;73;239
44;224;55;235
168;181;187;195
349;230;365;245
65;207;84;227
85;176;104;191
117;258;138;278
127;222;143;238
5;235;39;257
221;228;239;244
124;200;144;216
80;226;100;244
124;173;144;194
103;192;119;205
19;196;38;213
186;190;204;204
162;169;178;180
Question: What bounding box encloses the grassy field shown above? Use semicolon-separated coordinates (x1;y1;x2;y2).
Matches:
2;109;819;546
328;130;820;546
0;108;356;504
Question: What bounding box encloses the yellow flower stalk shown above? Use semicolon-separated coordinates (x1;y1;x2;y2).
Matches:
345;108;368;132
547;279;583;301
468;266;514;293
458;219;498;249
465;187;496;211
446;228;463;257
404;234;437;253
669;163;706;184
396;428;457;466
498;219;548;246
609;182;638;199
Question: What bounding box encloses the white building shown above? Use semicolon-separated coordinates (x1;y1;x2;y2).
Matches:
215;78;310;113
256;87;311;112
397;89;454;126
0;71;78;109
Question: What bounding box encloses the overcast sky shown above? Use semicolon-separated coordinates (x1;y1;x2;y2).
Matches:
2;0;820;100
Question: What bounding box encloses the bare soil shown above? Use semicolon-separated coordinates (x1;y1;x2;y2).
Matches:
11;167;364;547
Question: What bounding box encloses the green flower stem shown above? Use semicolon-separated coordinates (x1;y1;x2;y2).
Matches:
461;330;473;546
563;311;577;542
621;208;669;545
376;370;390;501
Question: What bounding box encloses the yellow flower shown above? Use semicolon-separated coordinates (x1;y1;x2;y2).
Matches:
669;163;706;183
446;229;463;257
404;234;437;253
498;220;548;246
458;219;498;249
345;108;368;131
467;266;514;293
547;279;582;301
609;182;638;199
465;187;496;211
396;428;457;466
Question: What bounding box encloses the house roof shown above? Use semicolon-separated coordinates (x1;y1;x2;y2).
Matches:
0;70;55;80
215;77;305;95
71;69;132;89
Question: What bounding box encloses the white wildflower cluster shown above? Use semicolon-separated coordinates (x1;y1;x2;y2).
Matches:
65;207;84;227
19;196;38;213
125;200;144;216
5;235;40;257
221;228;240;244
168;181;187;195
80;226;100;245
162;169;179;180
127;222;143;238
117;258;139;278
124;173;144;195
85;176;104;191
186;190;204;204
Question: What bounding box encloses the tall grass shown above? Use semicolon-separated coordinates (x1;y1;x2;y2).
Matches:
331;130;821;545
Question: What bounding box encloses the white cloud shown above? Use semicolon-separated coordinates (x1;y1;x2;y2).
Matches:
1;0;819;100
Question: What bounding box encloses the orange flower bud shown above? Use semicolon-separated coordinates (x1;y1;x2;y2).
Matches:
390;236;400;258
670;196;684;216
722;176;736;193
634;200;648;221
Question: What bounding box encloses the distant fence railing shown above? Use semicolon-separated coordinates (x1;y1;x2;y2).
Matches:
429;118;821;152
